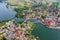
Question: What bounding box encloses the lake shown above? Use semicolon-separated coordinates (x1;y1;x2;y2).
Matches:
32;22;60;40
0;2;16;21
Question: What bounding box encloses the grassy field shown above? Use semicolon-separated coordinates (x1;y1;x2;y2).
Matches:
0;20;9;26
0;22;6;26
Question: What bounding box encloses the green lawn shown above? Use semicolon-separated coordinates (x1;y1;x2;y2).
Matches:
0;22;6;26
0;20;9;26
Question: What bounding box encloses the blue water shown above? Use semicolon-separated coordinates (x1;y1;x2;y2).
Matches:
0;3;16;21
32;22;60;40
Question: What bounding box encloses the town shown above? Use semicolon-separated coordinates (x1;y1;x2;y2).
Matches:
0;0;60;40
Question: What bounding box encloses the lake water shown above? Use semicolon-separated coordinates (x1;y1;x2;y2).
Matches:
32;22;60;40
0;2;16;21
